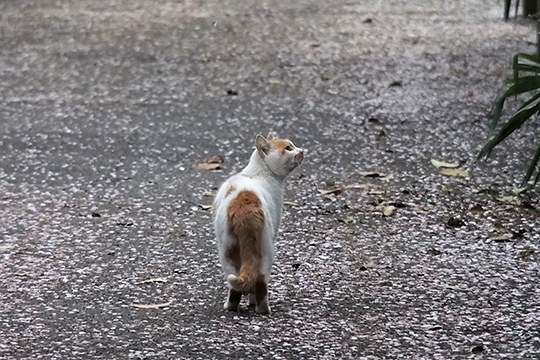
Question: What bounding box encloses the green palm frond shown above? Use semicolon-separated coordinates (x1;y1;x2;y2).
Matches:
488;76;540;135
480;52;540;187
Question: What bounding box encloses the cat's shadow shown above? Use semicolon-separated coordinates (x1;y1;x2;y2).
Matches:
221;299;287;318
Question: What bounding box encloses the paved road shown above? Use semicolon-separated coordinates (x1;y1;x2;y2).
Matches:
1;0;539;358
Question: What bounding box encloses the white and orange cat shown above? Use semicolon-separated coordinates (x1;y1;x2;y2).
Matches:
213;133;304;314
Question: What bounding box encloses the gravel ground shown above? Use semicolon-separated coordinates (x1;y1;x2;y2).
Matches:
1;0;539;359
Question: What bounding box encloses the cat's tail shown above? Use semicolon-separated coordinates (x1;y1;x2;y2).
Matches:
227;190;264;292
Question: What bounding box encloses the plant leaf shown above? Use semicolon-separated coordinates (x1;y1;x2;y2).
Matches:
488;76;540;135
534;165;540;185
513;53;540;76
487;53;540;143
506;76;540;96
521;142;540;186
479;92;540;160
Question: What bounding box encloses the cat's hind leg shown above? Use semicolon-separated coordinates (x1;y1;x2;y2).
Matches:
254;275;271;315
248;292;256;307
224;288;242;312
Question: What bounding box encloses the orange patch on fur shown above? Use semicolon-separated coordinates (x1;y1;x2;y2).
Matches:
226;190;264;291
270;139;293;155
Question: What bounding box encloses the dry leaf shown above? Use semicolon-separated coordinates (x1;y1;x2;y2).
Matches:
361;260;377;269
520;249;535;260
441;186;454;194
197;163;223;171
411;205;428;214
439;168;471;178
358;171;388;178
197;155;225;171
345;183;373;190
511;187;527;195
284;201;299;207
477;187;498;196
345;183;384;194
116;219;134;226
137;277;168;284
324;179;336;187
376;204;396;216
389;201;407;208
380;174;394;182
496;196;522;206
199;204;212;211
430;158;460;168
338;216;356;224
491;233;513;242
131;300;172;309
319;187;344;196
347;184;382;193
205;155;224;164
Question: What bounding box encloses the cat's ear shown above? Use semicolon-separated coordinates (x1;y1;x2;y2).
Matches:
255;134;271;158
266;132;274;141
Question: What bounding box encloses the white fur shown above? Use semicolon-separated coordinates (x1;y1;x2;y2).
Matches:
213;136;304;289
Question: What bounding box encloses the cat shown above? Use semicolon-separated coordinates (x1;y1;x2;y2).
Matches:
213;133;304;314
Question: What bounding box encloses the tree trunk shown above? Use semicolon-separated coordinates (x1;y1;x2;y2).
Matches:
523;0;537;17
537;0;540;55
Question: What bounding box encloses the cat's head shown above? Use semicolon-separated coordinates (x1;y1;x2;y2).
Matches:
255;133;304;177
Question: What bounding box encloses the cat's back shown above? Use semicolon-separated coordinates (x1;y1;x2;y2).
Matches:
214;173;281;227
215;174;267;210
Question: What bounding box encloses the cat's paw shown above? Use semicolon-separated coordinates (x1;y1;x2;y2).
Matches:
255;303;271;315
224;301;239;312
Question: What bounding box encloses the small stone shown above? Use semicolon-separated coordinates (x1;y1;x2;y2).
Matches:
471;344;484;354
469;204;484;215
446;217;464;228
